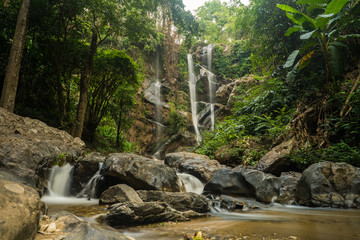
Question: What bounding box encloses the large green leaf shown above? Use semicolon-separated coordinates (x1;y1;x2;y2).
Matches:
315;13;334;29
284;50;300;68
297;0;328;4
300;29;319;40
329;45;344;80
277;4;315;26
285;26;303;36
325;0;349;15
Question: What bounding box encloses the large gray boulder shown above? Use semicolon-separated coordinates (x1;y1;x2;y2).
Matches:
0;179;42;240
105;201;204;227
204;168;291;204
99;184;143;205
100;153;180;192
256;139;295;176
0;108;84;189
165;152;223;183
296;162;360;208
137;190;209;213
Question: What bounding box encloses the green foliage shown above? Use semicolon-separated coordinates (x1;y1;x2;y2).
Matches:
278;0;360;92
290;142;360;170
165;103;186;135
212;42;251;79
55;153;67;166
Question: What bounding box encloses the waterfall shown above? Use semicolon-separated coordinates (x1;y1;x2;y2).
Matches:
154;50;162;140
47;163;73;197
177;173;204;195
187;54;201;143
76;162;103;198
207;44;216;130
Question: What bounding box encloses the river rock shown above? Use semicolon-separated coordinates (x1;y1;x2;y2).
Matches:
256;139;295;176
105;201;204;227
0;108;84;189
0;179;42;240
296;162;360;208
137;190;209;213
100;153;180;192
204;168;281;203
165;152;223;183
71;152;106;196
99;184;143;205
277;171;301;205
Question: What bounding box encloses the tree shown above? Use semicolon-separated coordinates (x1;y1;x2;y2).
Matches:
0;0;31;112
85;49;138;142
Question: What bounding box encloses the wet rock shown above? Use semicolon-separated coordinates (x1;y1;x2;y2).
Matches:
105;201;204;227
99;184;143;205
211;195;260;212
204;168;281;203
296;162;360;208
137;190;209;213
100;153;180;192
277;172;301;205
71;152;106;195
0;108;84;190
165;152;223;183
256;139;295;176
0;179;42;240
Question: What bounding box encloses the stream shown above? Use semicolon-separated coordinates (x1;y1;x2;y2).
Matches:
41;164;360;240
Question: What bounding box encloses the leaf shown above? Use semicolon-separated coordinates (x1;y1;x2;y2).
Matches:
277;4;315;26
337;34;360;40
330;41;347;48
284;50;300;68
315;13;334;28
325;0;349;15
297;0;328;4
285;26;303;36
300;29;318;40
329;45;344;80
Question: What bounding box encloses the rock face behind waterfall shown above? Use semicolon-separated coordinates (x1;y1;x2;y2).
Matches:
296;162;360;208
100;153;180;192
0;179;43;240
165;152;223;183
204;168;301;204
0;108;85;189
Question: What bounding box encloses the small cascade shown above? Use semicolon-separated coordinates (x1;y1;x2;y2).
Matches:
154;49;162;140
177;173;204;195
207;44;216;130
76;162;103;198
47;163;73;197
187;54;201;143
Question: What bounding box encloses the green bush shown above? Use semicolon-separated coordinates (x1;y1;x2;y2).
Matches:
289;142;360;171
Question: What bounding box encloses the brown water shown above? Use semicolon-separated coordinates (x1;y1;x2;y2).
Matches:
45;200;360;240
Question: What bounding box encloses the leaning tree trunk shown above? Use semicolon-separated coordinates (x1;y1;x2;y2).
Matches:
0;0;31;112
71;30;98;138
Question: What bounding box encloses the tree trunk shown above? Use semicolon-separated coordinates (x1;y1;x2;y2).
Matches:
0;0;31;112
72;30;98;138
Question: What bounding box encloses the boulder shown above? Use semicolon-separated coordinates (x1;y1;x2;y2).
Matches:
0;108;84;189
204;168;281;203
165;152;223;183
296;162;360;208
71;152;106;195
277;171;301;205
105;201;204;227
0;179;42;240
256;139;295;176
137;190;209;213
100;153;180;192
37;211;132;240
99;184;143;205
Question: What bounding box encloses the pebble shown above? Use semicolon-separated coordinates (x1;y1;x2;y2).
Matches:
47;222;57;233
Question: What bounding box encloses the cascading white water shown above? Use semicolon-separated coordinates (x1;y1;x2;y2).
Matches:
76;162;103;198
47;163;73;196
154;50;162;140
207;44;216;130
177;172;204;195
187;54;201;143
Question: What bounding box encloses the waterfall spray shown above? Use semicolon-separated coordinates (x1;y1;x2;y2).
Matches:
154;49;162;140
207;44;216;130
